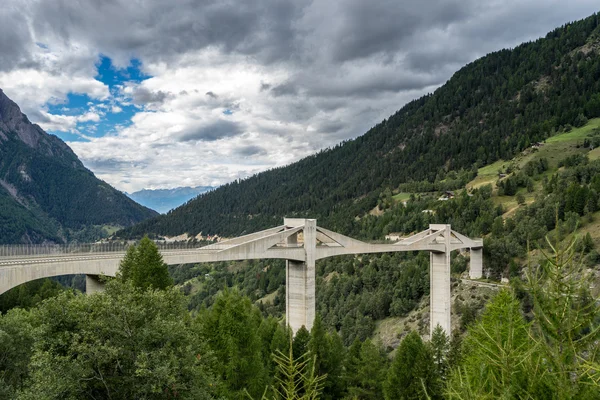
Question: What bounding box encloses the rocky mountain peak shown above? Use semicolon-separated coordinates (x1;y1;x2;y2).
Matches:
0;89;80;163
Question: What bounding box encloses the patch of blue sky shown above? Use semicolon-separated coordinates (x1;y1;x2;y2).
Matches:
223;109;234;115
47;55;149;143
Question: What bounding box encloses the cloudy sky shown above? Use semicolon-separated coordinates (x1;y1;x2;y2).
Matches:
0;1;598;192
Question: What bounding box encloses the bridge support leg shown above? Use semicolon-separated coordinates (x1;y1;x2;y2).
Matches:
469;248;483;279
430;224;452;336
285;219;317;334
86;274;105;294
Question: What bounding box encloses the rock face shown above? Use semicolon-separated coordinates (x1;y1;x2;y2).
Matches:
0;89;158;244
0;90;77;159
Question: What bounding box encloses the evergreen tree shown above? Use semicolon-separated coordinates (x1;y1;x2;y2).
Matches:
347;339;388;399
293;326;311;362
251;337;326;400
117;236;173;290
117;243;137;282
199;288;267;399
446;290;541;399
384;331;439;400
429;324;450;382
308;314;345;398
525;237;600;398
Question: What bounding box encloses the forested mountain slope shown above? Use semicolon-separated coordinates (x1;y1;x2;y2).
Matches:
122;13;600;239
0;89;158;244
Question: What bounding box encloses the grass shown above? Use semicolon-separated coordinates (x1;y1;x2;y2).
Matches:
575;211;600;246
101;224;122;236
477;159;507;176
392;192;412;202
256;290;277;305
588;146;600;160
468;119;600;192
545;118;600;143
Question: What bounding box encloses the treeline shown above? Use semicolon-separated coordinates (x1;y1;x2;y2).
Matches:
120;13;600;239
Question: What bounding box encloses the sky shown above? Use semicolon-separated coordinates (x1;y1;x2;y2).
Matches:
0;1;598;193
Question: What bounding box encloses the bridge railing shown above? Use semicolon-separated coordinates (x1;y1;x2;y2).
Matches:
0;241;204;258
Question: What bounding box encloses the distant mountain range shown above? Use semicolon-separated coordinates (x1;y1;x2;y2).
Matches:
127;186;214;214
0;89;158;244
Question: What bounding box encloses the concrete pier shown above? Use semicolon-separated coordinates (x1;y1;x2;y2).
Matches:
469;247;483;279
86;274;106;294
429;225;452;335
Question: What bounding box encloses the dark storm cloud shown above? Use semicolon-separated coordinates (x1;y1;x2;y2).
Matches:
83;158;147;172
131;87;171;105
317;120;345;134
30;0;307;66
271;82;298;97
323;0;473;62
205;91;218;99
179;120;244;142
0;7;36;71
236;145;268;157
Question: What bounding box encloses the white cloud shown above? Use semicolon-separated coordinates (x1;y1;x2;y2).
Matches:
0;0;599;192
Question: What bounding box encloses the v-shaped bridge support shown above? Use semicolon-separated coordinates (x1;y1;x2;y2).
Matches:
276;219;482;336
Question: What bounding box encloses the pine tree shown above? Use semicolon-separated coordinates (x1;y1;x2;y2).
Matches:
347;339;388;399
200;288;267;399
308;314;328;378
116;236;173;290
133;236;173;290
429;324;450;381
446;290;539;399
525;237;600;398
293;326;311;362
116;244;137;282
384;331;439;400
250;336;326;400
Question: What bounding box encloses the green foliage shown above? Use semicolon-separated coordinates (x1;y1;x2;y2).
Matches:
384;331;440;400
0;308;37;399
0;278;64;314
18;280;216;399
345;339;389;399
293;326;311;362
429;324;450;382
308;315;345;399
446;290;538;399
254;337;326;400
117;236;173;290
525;237;600;398
199;288;268;399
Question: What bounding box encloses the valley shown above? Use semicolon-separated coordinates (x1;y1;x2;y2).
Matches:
1;8;600;399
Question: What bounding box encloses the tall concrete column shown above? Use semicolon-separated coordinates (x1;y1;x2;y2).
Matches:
285;218;317;334
430;225;451;336
85;274;105;294
469;248;483;279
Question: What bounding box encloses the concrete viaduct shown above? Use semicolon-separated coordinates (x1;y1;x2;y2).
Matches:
0;218;483;335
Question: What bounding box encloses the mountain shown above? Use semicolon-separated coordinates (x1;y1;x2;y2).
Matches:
127;186;214;214
121;13;600;239
0;89;158;244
